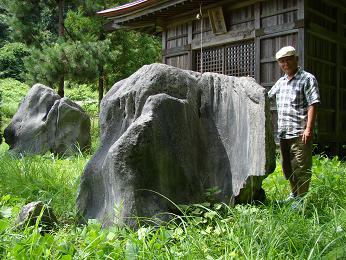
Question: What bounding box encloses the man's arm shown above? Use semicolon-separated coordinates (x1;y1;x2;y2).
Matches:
302;104;318;144
267;83;278;99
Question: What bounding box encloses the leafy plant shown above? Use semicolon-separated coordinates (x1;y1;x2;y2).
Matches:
0;89;2;144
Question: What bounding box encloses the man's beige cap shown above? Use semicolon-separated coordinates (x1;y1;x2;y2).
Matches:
275;46;297;60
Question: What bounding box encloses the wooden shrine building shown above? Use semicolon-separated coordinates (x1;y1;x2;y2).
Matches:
98;0;346;156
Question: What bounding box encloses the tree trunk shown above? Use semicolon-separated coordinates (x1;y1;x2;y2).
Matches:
58;0;64;37
58;0;65;97
58;77;64;97
98;65;104;110
98;31;105;109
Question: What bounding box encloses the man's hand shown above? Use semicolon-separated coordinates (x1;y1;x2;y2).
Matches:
302;127;312;144
302;104;318;144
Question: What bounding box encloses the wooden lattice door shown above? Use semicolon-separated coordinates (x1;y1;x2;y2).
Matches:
195;41;255;77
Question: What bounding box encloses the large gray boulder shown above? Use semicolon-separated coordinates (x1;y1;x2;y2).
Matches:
77;63;276;227
4;84;91;155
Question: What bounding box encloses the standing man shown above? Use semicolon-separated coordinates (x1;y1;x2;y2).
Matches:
268;46;320;205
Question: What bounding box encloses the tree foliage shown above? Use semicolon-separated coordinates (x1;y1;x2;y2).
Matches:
2;0;59;46
24;40;116;86
63;3;161;86
104;30;161;87
0;4;10;47
0;42;29;81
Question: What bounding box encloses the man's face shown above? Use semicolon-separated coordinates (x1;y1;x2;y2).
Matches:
277;55;298;76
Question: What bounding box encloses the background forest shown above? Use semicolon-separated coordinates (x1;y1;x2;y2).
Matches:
0;1;346;259
0;0;161;113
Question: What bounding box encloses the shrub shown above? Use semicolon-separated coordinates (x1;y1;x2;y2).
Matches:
0;42;30;81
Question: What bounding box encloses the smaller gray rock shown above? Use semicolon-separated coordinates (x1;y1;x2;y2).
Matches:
16;201;58;232
4;84;91;156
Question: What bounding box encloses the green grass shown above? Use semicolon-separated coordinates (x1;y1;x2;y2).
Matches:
0;143;86;220
0;78;29;127
1;77;346;259
65;82;99;117
0;146;345;259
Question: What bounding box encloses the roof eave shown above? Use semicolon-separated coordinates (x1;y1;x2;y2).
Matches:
97;0;170;17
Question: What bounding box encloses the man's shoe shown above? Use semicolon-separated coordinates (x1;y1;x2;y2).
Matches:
277;193;297;204
290;199;304;212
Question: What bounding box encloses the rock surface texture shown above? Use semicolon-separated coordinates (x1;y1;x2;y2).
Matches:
77;63;276;227
4;84;91;155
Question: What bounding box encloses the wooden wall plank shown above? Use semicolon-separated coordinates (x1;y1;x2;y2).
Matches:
165;53;189;70
191;29;255;50
305;0;346;151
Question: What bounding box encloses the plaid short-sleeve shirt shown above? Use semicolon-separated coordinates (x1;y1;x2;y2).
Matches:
268;67;320;139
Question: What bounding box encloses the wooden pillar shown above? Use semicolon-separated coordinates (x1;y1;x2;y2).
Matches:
188;21;193;70
297;0;305;68
58;0;65;97
254;2;261;84
162;31;167;64
335;7;342;155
